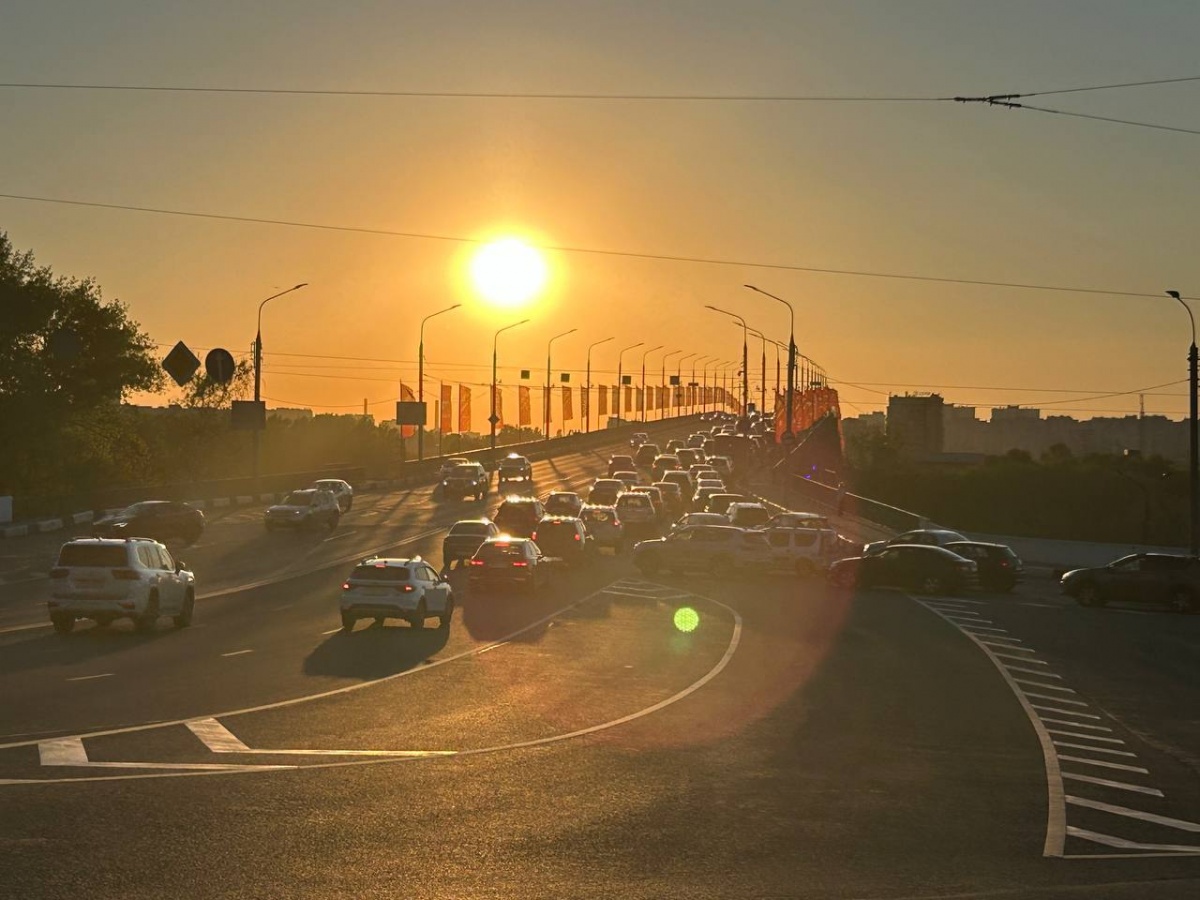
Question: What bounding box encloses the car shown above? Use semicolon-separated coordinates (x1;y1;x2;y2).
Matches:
312;478;354;512
689;465;720;483
339;557;454;630
829;545;978;595
441;462;489;500
532;516;594;565
579;504;625;552
692;482;726;508
687;433;706;449
669;512;730;533
666;439;686;454
543;491;584;518
92;500;205;545
436;457;471;480
630;485;665;519
1060;553;1200;613
265;488;341;531
727;502;771;529
588;478;625;507
661;470;695;506
652;481;685;517
615;491;659;538
632;524;772;576
634;443;660;467
442;519;500;570
676;448;699;468
863;529;969;557
608;454;637;477
703;493;748;516
630;432;649;447
612;470;640;490
497;454;534;490
492;496;546;538
47;537;195;633
652;454;682;480
766;511;831;530
761;525;845;576
468;537;552;595
944;541;1024;592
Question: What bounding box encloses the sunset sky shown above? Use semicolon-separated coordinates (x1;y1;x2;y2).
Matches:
3;1;1198;429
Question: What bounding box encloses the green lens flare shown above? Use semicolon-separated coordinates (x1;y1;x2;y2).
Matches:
673;606;700;633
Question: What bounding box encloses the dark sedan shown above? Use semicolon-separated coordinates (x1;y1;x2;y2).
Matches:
944;541;1023;592
829;544;978;595
1060;553;1200;613
93;500;205;545
467;537;552;595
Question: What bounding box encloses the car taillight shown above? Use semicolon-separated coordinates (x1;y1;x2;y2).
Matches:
574;533;581;541
469;559;485;566
613;519;621;527
999;560;1010;568
530;532;537;541
112;568;140;580
399;585;414;592
49;568;68;579
342;582;351;590
512;561;529;567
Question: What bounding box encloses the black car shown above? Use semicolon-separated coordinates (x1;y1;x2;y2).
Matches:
829;545;978;595
93;500;205;545
497;455;534;490
441;462;489;500
531;516;593;565
863;528;969;557
543;491;584;518
633;444;660;467
442;519;500;570
1060;553;1200;613
467;537;552;595
492;496;546;538
944;541;1023;592
607;454;636;478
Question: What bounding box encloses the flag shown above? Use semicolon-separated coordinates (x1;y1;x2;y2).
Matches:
581;385;590;421
562;385;573;422
598;385;608;417
440;384;452;434
399;382;417;439
492;385;503;428
611;385;619;415
458;384;471;433
624;385;632;413
519;385;531;427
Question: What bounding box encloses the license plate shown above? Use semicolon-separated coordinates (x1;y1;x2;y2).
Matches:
362;588;388;597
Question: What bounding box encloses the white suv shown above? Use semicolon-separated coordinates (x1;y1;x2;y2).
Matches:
339;557;454;631
48;538;195;634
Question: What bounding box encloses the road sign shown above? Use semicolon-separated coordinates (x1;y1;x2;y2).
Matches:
488;413;501;426
560;373;570;382
621;375;632;385
396;401;427;426
669;375;680;386
162;341;200;387
520;369;531;379
231;400;266;431
204;348;236;384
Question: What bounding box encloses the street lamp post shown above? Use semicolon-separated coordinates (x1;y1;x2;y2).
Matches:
418;303;461;461
691;355;710;415
491;319;530;460
617;341;644;424
253;283;308;482
640;345;664;424
706;306;750;425
1168;290;1199;555
545;328;577;442
676;352;697;418
745;285;796;439
662;350;683;421
746;326;768;421
585;336;614;433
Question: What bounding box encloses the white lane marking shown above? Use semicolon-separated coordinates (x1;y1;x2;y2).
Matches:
929;597;988;606
322;531;356;543
1013;678;1075;694
39;737;88;766
958;624;1009;634
1046;729;1126;745
993;652;1047;665
271;605;292;612
1040;719;1112;732
1023;691;1088;706
944;615;992;624
476;641;509;655
1065;826;1200;854
981;635;1024;644
1005;665;1061;678
65;673;114;682
220;649;254;658
1019;602;1061;609
187;718;453;757
1057;755;1148;774
1031;705;1100;720
981;641;1034;652
1053;741;1137;758
186;718;250;752
320;627;341;635
1061;772;1164;797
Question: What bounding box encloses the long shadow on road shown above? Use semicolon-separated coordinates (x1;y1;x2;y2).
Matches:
303;624;449;680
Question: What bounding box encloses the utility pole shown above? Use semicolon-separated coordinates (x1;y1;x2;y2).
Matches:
1168;291;1199;555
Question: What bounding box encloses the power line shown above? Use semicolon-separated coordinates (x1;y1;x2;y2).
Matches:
8;193;1193;301
1000;74;1200;99
1014;102;1200;137
830;378;1188;397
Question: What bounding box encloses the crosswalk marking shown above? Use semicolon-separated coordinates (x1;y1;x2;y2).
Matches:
1066;796;1200;833
1061;772;1163;797
1066;826;1200;854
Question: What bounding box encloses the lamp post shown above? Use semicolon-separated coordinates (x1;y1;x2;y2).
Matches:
706;305;750;424
491;319;530;459
662;350;683;421
746;326;768;420
677;352;697;418
640;345;664;424
617;341;644;423
691;355;710;415
1168;290;1199;556
418;303;461;461
545;328;577;442
253;283;308;482
585;336;614;433
745;284;796;439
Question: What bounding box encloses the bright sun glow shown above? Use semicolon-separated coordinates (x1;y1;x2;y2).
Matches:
469;238;548;308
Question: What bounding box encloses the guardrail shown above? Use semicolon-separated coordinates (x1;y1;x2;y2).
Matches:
788;475;925;533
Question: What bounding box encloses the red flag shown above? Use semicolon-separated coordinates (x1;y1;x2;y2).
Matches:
581;385;590;421
399;382;417;439
440;384;452;434
598;385;608;417
492;385;503;428
562;385;573;422
624;385;632;413
458;385;471;433
518;385;531;427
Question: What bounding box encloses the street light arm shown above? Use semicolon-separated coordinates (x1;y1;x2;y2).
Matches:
1168;291;1196;345
257;283;308;334
588;336;615;352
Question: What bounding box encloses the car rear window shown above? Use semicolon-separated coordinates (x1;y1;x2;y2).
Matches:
617;496;651;510
351;565;410;582
283;490;313;505
450;522;491;536
581;509;613;524
58;544;130;567
478;542;528;561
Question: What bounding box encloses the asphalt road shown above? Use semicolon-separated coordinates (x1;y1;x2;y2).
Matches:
1;440;1198;898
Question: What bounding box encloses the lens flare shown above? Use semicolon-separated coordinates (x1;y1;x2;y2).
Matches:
673;606;700;633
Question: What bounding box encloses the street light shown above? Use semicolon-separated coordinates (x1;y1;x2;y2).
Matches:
677;352;697;418
1168;290;1198;556
640;345;664;423
662;350;683;421
745;284;796;439
585;336;614;433
253;282;308;482
745;325;768;422
706;305;750;424
691;355;711;415
545;328;577;442
617;341;644;423
418;303;461;461
491;319;530;458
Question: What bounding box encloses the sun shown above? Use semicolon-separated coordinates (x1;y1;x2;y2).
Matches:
469;238;548;308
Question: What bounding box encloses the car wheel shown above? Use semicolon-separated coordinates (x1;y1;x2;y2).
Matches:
327;516;339;531
439;597;455;629
1168;587;1197;614
637;552;661;576
173;591;195;629
135;593;160;633
410;601;427;628
1075;583;1104;607
50;613;75;635
344;500;353;512
340;612;355;631
918;574;944;595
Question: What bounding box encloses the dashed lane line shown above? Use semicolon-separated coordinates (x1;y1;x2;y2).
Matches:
220;649;254;658
65;673;114;682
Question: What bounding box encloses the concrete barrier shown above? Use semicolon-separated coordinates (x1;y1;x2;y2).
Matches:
3;525;30;538
70;511;94;525
211;497;232;509
235;495;256;506
36;518;64;533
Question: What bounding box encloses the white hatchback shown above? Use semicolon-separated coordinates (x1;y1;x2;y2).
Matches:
339;557;454;631
48;538;195;634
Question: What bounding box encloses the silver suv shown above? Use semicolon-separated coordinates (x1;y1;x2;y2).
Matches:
48;538;196;634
